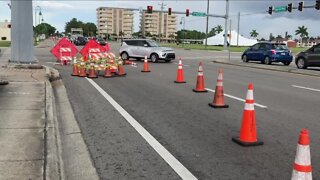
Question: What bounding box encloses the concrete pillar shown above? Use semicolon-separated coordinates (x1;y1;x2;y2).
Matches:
11;0;34;63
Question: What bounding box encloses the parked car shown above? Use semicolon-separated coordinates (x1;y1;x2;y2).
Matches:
74;36;87;46
295;43;320;69
119;39;175;62
95;37;107;46
241;42;293;65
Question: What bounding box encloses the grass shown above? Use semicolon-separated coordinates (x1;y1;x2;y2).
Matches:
0;41;11;47
160;43;309;53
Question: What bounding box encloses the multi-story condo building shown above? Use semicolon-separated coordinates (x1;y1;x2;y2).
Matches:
140;11;177;40
97;7;134;38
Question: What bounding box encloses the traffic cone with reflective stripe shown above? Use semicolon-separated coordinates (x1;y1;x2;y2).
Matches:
193;62;207;93
174;58;186;83
104;66;113;78
79;62;87;77
292;129;312;180
141;55;151;72
209;68;228;108
117;60;127;76
232;83;263;146
71;57;79;76
87;63;98;78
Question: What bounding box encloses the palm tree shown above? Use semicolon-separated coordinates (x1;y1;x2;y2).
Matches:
215;25;223;34
119;31;125;41
250;30;259;38
295;26;309;45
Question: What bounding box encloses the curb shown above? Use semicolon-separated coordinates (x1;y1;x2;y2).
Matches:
212;60;320;78
44;65;99;180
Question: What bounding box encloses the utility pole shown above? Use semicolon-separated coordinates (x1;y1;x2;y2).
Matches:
11;0;34;63
237;12;240;47
158;0;166;42
205;0;210;49
223;0;229;50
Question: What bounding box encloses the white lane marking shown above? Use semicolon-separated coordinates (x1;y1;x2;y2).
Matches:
292;85;320;92
174;63;190;67
86;78;198;180
205;88;268;109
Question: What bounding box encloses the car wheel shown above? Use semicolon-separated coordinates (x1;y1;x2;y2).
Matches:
121;52;129;60
150;53;159;63
263;56;271;65
242;55;248;63
283;62;291;66
296;58;307;69
165;60;171;63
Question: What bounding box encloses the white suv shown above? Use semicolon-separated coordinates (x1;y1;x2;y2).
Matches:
119;39;175;63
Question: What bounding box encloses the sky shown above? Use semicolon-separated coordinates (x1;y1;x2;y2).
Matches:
1;0;320;39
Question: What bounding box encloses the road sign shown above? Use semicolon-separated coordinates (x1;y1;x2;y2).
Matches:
80;39;106;61
191;12;207;17
274;6;287;12
50;37;78;62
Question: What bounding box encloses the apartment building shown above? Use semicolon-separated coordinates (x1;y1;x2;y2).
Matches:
140;11;177;40
97;7;134;38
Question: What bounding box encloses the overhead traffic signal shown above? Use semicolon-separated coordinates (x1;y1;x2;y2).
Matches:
147;6;153;14
268;6;273;15
298;1;304;11
316;0;320;10
186;9;189;16
288;3;293;12
168;8;172;15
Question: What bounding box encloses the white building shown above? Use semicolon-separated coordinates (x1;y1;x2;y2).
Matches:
0;20;11;41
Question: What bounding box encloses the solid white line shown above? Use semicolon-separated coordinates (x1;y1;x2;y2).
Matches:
86;78;198;180
205;88;268;109
292;85;320;92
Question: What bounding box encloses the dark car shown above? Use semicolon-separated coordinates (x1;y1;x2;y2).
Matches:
74;36;87;46
241;42;293;65
95;37;106;46
295;43;320;69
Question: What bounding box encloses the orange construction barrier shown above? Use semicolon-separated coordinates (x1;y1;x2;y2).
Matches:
104;66;113;78
232;83;263;146
291;129;312;180
79;62;87;77
174;58;186;83
209;68;228;108
87;63;98;78
71;57;79;76
117;61;126;76
193;62;207;93
141;55;151;72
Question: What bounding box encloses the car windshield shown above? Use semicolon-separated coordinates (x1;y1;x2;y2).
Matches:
271;44;288;50
147;40;160;47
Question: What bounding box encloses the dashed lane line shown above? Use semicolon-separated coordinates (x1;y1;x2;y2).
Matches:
205;88;268;109
292;85;320;92
86;78;198;180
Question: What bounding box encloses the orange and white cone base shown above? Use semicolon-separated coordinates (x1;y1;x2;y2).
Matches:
79;63;87;77
117;64;127;77
232;83;263;146
291;129;312;180
174;59;186;83
71;64;79;76
141;56;151;72
104;66;114;78
209;68;228;108
193;62;207;93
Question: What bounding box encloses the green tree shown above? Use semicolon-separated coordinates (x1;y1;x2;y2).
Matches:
64;18;83;34
82;22;97;37
34;23;56;37
295;25;309;40
250;29;259;38
215;25;223;34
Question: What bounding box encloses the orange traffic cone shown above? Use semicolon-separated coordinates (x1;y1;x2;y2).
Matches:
193;62;207;93
117;62;127;77
87;64;98;78
71;57;79;76
104;66;113;78
141;55;151;72
292;129;312;180
174;58;186;83
79;63;87;77
209;68;228;108
232;83;263;146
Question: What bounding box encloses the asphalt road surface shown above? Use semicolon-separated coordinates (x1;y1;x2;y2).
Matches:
37;41;320;180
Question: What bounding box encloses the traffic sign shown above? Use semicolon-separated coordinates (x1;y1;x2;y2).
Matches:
191;12;207;17
80;39;106;61
274;6;287;12
50;37;78;62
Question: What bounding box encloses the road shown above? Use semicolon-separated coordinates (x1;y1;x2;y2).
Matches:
37;41;320;179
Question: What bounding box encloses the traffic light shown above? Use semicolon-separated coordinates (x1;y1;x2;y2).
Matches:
298;1;304;11
268;6;273;15
186;9;189;17
288;3;293;12
168;8;172;15
316;0;320;10
147;6;153;14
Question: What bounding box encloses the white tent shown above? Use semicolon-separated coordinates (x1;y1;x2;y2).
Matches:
204;30;258;46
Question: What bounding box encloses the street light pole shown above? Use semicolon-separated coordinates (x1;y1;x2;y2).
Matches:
34;6;41;27
180;17;185;48
223;0;229;50
205;0;210;49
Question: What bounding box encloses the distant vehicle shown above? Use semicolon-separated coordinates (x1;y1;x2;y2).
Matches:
74;36;87;46
241;42;293;65
295;43;320;69
95;37;106;46
119;39;175;63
